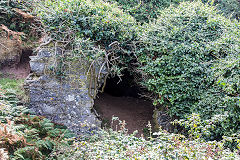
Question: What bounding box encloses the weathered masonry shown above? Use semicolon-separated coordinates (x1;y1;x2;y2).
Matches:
24;48;107;134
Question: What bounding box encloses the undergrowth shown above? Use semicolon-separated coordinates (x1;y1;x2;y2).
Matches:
50;116;240;159
0;85;75;160
0;78;24;97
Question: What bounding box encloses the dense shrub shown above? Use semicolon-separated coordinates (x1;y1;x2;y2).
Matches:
108;0;185;23
196;54;240;140
36;0;137;47
109;0;240;23
137;1;240;137
212;0;240;20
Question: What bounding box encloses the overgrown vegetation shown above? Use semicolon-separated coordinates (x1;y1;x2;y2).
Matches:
0;0;32;34
109;0;240;23
136;1;240;140
0;82;74;159
212;0;240;19
48;116;240;159
108;0;185;23
1;0;240;159
35;0;140;77
36;0;136;45
0;0;40;49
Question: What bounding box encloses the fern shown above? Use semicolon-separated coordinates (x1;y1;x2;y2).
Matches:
13;146;42;160
1;85;74;159
35;140;55;150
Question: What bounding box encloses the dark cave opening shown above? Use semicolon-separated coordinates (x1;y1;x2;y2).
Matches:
20;49;32;64
94;70;155;136
103;70;141;98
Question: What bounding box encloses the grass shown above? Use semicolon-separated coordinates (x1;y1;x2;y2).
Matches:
0;78;25;98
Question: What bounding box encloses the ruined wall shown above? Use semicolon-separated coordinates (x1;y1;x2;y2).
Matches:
24;49;106;134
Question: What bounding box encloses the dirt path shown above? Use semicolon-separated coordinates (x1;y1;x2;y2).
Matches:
94;93;154;137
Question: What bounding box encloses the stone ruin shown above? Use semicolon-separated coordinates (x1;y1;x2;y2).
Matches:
24;47;173;135
24;48;107;134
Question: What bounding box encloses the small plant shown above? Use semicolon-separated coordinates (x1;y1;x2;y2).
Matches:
101;118;110;129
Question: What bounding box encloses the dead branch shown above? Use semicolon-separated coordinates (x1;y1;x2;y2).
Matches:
14;8;34;20
35;37;52;52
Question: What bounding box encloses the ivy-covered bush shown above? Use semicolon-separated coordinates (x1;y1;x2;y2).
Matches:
34;0;142;77
109;0;240;23
108;0;185;23
36;0;137;47
195;54;240;140
137;1;240;137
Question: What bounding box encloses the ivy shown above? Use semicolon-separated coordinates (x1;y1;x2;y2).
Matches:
137;1;240;137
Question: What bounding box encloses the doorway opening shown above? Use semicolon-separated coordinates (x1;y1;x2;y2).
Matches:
94;70;155;137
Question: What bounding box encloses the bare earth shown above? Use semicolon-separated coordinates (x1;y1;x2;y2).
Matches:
94;93;154;137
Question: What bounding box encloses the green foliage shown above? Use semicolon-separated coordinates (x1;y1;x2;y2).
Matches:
108;0;185;23
0;87;74;160
195;54;240;139
212;0;240;19
0;0;32;35
35;0;140;78
36;0;137;46
110;0;240;23
137;1;240;137
0;78;24;96
174;113;230;140
50;117;240;159
174;113;240;150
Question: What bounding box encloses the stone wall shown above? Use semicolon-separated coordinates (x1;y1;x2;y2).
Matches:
24;49;106;134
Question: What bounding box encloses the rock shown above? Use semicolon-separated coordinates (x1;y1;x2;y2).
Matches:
153;109;174;132
24;49;106;135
